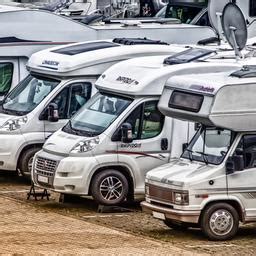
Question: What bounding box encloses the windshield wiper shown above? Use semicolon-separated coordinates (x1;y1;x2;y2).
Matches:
195;151;209;165
0;108;25;116
64;120;98;137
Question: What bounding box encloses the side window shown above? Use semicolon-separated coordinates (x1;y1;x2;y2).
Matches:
52;87;69;119
236;135;256;169
0;63;13;95
125;104;143;139
123;101;164;140
141;101;164;139
68;82;92;117
195;12;210;27
44;82;92;120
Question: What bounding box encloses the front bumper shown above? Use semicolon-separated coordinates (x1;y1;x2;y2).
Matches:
0;134;26;170
141;201;200;224
33;150;98;195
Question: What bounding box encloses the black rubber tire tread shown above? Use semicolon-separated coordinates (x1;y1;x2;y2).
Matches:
163;219;189;230
200;202;239;241
19;147;41;178
91;169;129;206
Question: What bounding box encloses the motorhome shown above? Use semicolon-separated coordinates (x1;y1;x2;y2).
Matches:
31;47;243;206
0;39;184;177
141;64;256;241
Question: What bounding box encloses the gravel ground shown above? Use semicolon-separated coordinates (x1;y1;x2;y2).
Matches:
0;171;256;255
0;196;195;255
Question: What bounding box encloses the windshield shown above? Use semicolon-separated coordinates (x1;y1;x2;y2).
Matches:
182;127;235;165
1;75;60;116
63;92;132;137
155;4;204;23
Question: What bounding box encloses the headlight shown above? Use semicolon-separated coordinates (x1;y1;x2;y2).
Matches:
0;116;28;131
173;191;189;205
70;137;100;153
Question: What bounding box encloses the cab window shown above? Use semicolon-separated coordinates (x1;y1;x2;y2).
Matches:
68;83;92;116
42;82;92;120
0;63;13;95
235;135;256;169
123;101;164;140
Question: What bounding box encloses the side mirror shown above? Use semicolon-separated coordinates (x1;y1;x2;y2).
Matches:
182;143;188;152
121;123;133;143
48;103;59;122
226;155;244;174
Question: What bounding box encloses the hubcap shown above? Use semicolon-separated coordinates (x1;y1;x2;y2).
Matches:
209;209;234;236
100;176;123;201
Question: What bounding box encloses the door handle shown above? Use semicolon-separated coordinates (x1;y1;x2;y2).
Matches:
161;138;168;150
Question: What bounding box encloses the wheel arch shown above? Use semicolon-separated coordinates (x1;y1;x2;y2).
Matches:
199;199;244;223
89;165;135;200
17;143;43;169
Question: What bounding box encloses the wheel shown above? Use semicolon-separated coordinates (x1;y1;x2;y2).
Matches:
163;219;188;231
200;203;239;241
19;147;41;178
91;169;129;206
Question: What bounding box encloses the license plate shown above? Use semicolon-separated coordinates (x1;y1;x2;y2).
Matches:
37;175;49;184
153;211;165;220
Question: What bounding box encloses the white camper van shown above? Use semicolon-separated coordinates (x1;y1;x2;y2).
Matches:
0;39;183;177
31;47;242;206
141;64;256;241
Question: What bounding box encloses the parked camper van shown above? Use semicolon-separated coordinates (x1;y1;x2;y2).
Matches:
31;47;242;206
141;64;256;241
0;39;182;177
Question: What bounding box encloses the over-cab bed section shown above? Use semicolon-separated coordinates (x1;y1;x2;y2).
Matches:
158;66;256;131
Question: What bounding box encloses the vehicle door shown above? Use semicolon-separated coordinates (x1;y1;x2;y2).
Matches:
42;80;93;139
116;99;170;189
0;60;17;101
227;134;256;218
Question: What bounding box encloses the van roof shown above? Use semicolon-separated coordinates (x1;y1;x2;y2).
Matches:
159;65;256;131
27;40;184;77
96;54;240;97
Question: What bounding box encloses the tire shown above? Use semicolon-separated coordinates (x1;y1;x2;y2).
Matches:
91;169;129;206
200;203;239;241
163;219;188;231
19;147;41;178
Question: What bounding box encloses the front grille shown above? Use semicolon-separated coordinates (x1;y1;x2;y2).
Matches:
35;156;57;177
148;184;174;204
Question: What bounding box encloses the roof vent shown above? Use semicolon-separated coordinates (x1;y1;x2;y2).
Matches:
52;41;118;56
230;66;256;78
113;38;168;45
163;48;216;65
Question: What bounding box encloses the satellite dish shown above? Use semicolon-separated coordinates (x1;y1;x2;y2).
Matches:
222;3;247;58
208;0;231;36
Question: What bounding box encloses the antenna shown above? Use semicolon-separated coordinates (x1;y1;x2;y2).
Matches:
208;0;231;39
221;3;247;59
